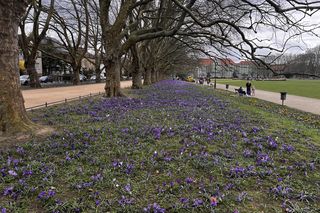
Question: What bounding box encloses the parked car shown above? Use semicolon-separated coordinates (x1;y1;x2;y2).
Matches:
39;75;53;83
20;75;29;85
79;74;87;82
186;76;195;82
90;74;106;81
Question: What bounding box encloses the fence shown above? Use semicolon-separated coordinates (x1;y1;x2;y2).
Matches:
26;91;104;111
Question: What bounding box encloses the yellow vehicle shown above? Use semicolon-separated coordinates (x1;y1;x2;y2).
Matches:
186;76;195;82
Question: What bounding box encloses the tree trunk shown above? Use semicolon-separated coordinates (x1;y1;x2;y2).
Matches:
151;68;157;83
95;67;102;83
72;63;81;85
0;0;36;135
131;45;142;89
95;55;102;83
144;68;152;85
104;54;122;97
26;60;41;88
156;70;160;82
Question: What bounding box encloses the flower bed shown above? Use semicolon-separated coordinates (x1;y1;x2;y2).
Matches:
0;80;319;212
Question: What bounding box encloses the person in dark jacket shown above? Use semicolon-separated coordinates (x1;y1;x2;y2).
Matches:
246;80;252;95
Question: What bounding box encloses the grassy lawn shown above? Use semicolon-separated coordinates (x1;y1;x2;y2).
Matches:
216;79;320;99
0;80;319;212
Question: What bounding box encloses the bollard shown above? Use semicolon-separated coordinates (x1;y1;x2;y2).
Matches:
65;98;67;103
226;84;229;90
45;102;48;107
280;92;287;106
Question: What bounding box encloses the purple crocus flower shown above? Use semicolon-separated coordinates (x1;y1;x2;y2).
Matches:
124;184;131;193
0;168;6;177
8;170;17;177
152;203;165;213
230;166;246;177
125;163;134;174
192;198;203;207
37;191;47;200
267;136;278;149
3;186;14;196
256;153;271;165
282;144;294;152
252;126;260;133
243;149;253;158
48;189;56;197
180;197;189;204
91;173;103;182
118;195;134;206
23;170;33;176
152;127;162;140
236;192;247;203
185;177;193;184
16;147;25;154
143;203;165;213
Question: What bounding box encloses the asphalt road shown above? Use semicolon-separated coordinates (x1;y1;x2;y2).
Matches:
22;81;132;109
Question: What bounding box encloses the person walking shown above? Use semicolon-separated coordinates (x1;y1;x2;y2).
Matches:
246;80;252;96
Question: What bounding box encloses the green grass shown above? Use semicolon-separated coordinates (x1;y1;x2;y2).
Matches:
216;79;320;99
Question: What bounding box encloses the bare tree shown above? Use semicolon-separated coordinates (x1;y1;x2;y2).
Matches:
0;0;36;135
99;0;194;96
87;0;104;83
19;0;55;88
50;0;89;85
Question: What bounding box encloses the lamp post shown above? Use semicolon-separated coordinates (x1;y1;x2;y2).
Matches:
280;92;287;106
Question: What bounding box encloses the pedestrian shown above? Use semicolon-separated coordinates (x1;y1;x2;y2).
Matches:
251;85;255;96
238;86;246;96
246;80;252;96
206;77;211;85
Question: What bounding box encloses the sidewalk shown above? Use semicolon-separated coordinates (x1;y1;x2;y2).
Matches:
22;81;132;109
215;83;320;115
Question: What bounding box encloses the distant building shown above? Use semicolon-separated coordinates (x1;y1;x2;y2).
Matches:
198;58;235;78
18;36;99;77
237;60;256;78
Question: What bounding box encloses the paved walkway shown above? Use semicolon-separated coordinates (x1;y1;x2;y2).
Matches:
22;81;132;109
215;83;320;115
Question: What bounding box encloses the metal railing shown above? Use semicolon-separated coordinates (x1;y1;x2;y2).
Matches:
26;91;104;111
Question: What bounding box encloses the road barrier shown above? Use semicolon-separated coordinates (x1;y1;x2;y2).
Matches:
26;91;104;111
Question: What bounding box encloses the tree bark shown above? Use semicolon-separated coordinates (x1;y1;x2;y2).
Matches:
131;45;142;89
0;0;36;135
104;53;122;97
151;68;157;83
144;69;152;85
95;67;102;83
72;63;81;85
25;59;41;88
